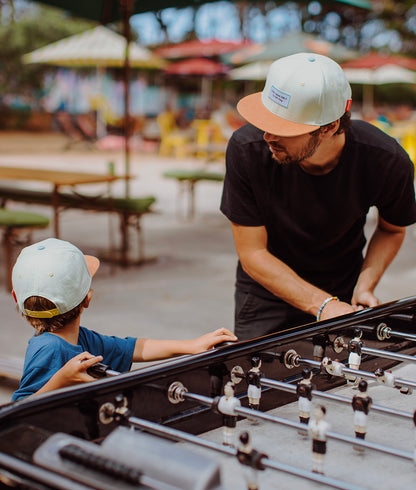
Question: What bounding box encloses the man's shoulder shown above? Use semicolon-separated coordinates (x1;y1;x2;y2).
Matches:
231;123;265;145
349;120;396;149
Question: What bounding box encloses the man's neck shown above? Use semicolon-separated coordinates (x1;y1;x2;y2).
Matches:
299;133;345;176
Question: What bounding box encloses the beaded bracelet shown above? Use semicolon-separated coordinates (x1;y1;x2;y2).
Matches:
316;296;339;322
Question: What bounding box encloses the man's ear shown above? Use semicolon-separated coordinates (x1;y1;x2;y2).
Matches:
321;119;340;138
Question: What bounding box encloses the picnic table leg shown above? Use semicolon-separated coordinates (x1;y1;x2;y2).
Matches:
120;211;129;267
3;227;13;292
187;180;196;221
52;185;60;238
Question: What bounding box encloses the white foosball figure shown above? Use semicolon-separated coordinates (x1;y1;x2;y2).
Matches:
322;357;345;377
351;379;372;451
348;328;363;370
296;368;314;435
217;382;241;447
246;356;263;412
347;328;363;384
374;368;396;388
237;431;266;490
308;405;330;475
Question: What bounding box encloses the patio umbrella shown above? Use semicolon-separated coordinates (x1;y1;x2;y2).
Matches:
164;57;229;105
153;39;251;60
342;64;416;112
23;26;164;139
228;60;272;81
222;32;357;65
23;25;163;69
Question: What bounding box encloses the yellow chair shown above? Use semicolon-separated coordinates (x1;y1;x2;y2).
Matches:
401;130;416;165
192;119;227;162
157;111;193;159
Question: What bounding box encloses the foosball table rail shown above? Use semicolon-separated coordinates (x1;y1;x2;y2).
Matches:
0;296;416;489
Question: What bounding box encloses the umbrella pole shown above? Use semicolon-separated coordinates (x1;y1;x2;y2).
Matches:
122;0;133;199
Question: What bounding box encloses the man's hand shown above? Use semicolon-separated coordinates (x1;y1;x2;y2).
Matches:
318;300;357;322
351;289;380;309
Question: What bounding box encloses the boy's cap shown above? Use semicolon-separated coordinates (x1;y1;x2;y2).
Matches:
237;52;352;137
12;238;99;318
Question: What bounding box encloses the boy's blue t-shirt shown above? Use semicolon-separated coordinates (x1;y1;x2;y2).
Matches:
12;326;136;401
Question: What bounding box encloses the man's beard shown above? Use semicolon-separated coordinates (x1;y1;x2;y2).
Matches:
270;132;321;165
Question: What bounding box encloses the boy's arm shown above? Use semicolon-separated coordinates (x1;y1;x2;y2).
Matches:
132;328;237;362
31;352;103;397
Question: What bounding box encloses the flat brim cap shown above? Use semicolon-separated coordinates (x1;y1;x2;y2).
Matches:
237;52;352;137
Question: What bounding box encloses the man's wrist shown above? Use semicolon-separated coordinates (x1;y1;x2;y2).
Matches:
316;296;339;321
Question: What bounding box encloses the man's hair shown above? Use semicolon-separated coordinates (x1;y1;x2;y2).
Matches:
23;296;86;336
319;111;351;135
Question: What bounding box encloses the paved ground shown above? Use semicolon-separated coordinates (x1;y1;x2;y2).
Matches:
0;131;416;399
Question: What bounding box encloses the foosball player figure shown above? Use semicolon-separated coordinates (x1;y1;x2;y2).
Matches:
237;431;267;490
308;405;330;475
322;357;345;378
296;368;315;436
246;356;263;412
351;380;372;452
374;368;396;388
216;381;241;447
347;328;363;384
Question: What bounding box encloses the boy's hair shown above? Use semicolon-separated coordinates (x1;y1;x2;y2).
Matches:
23;295;87;336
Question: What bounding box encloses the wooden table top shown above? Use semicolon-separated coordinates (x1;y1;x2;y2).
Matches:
0;166;123;187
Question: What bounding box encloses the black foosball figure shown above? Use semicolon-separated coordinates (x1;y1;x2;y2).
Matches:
308;405;330;475
351;379;372;451
217;381;241;447
246;356;263;412
296;368;315;436
237;431;266;490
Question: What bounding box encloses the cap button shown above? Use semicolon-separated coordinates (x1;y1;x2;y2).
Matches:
308;56;316;62
38;245;45;250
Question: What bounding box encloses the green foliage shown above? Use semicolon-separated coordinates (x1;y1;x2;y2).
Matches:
0;3;95;100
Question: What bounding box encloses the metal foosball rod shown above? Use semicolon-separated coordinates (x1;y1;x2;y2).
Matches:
284;350;416;390
168;382;414;461
375;321;416;342
260;377;413;420
128;416;366;490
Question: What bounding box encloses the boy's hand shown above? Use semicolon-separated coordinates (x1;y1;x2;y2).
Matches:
190;328;237;354
55;352;104;387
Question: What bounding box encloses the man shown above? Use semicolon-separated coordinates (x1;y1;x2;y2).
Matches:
221;52;416;340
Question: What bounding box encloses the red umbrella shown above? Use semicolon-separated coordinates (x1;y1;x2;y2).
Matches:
341;52;416;70
164;57;229;76
154;39;251;60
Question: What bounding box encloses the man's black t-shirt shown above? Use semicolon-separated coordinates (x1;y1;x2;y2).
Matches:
220;120;416;302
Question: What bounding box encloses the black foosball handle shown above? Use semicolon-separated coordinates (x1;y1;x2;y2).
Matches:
87;363;120;378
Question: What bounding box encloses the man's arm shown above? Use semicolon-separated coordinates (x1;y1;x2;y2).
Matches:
231;222;355;320
351;215;406;308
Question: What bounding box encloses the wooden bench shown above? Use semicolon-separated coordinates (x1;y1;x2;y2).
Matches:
163;169;224;220
0;186;156;266
0;208;50;290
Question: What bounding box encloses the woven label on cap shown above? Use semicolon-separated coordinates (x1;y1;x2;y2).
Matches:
268;85;291;108
345;99;352;112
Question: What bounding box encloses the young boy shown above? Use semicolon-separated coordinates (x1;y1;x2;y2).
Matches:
11;238;237;401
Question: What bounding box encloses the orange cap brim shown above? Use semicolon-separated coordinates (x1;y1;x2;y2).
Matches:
85;255;100;277
237;92;320;137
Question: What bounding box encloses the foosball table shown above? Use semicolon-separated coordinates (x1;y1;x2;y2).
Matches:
1;296;416;489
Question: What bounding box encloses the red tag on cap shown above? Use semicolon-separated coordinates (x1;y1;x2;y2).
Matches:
11;289;17;303
345;99;352;112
